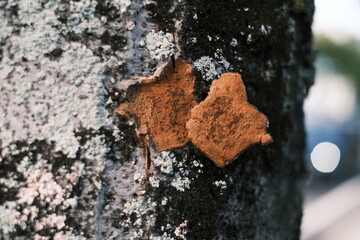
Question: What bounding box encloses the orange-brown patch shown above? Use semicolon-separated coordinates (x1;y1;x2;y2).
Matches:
117;58;196;151
186;73;272;167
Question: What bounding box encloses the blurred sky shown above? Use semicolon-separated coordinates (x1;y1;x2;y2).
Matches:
313;0;360;41
302;2;360;240
304;0;359;147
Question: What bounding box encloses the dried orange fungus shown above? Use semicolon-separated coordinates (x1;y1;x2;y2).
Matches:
186;72;272;167
117;58;196;151
117;58;272;167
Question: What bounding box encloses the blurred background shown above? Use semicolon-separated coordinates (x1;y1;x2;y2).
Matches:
301;0;360;239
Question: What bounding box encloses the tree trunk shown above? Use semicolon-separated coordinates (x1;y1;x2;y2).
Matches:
0;0;314;239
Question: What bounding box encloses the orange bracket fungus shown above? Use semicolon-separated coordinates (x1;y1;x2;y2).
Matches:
117;58;196;151
117;58;272;168
186;73;272;167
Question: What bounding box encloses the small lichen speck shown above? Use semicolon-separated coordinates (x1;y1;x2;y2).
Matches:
194;56;218;81
161;197;168;206
214;180;227;190
230;38;238;47
215;49;231;70
171;175;191;192
107;0;131;14
154;151;175;174
174;220;188;240
149;176;160;188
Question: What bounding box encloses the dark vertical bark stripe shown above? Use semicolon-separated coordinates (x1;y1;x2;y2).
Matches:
149;0;314;239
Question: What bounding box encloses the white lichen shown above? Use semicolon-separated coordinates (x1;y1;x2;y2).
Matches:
9;0;60;62
66;0;102;35
0;11;13;44
17;165;65;206
146;30;175;61
247;34;252;42
0;201;18;235
107;0;132;14
80;135;107;190
171;175;191;192
260;25;267;34
192;160;203;168
0;0;184;238
0;147;88;237
133;172;144;182
230;38;238;47
153;151;195;192
194;50;231;81
153;151;176;174
53;231;87;240
0;41;108;157
214;49;231;70
260;24;272;34
214;180;227;190
174;220;188;240
35;214;66;231
194;56;218;81
150;232;176;240
161;197;168;206
121;197;157;239
149;175;160;188
0;0;110;160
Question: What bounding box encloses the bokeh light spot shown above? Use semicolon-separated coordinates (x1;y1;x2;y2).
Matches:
311;142;341;173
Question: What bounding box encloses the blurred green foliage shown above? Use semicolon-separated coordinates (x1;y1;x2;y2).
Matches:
315;36;360;97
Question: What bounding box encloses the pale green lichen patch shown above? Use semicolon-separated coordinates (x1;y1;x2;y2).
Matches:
107;0;131;14
0;42;108;157
0;0;137;238
153;151;193;192
118;196;157;239
0;0;110;159
214;180;227;188
0;139;104;238
170;175;191;192
10;0;61;62
0;10;13;44
0;201;18;235
174;220;188;239
194;56;218;81
66;0;102;35
150;232;176;240
153;151;176;174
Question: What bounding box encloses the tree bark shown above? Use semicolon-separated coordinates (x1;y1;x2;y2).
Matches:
0;0;314;239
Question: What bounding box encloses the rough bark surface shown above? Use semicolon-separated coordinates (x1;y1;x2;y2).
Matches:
0;0;314;239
